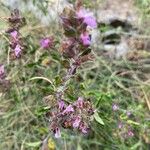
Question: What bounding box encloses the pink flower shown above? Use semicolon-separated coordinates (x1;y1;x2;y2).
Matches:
14;44;21;57
54;128;61;138
10;30;18;40
76;97;84;108
128;130;134;137
84;16;97;28
73;116;81;128
0;65;5;79
40;37;53;49
63;105;74;114
58;100;65;111
77;9;97;28
112;104;119;111
80;32;91;46
81;127;88;134
79;123;88;134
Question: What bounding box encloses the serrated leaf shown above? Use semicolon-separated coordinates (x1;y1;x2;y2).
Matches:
94;112;104;125
25;141;41;147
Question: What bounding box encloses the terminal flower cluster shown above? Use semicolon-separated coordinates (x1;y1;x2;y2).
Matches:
6;9;26;58
44;1;97;138
49;97;94;138
60;4;97;59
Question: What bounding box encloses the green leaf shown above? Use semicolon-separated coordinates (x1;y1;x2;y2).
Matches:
77;144;83;150
25;141;41;147
80;48;91;56
55;76;62;86
35;106;50;117
94;112;104;125
131;141;141;150
120;114;128;120
127;120;140;126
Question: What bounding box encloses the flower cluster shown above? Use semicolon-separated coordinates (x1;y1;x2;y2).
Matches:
48;97;94;138
118;121;134;138
60;5;97;59
76;8;97;28
43;2;97;139
40;37;54;49
112;103;135;138
6;9;25;58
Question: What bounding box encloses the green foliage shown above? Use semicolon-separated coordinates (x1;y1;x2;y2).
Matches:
0;0;150;150
94;112;104;125
25;141;41;148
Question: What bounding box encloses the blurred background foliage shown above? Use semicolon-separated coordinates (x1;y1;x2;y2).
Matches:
0;0;150;150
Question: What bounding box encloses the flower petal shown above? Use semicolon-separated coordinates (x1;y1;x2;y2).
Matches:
54;128;61;138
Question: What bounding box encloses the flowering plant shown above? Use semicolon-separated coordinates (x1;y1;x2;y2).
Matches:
0;0;147;149
0;0;98;139
39;0;98;138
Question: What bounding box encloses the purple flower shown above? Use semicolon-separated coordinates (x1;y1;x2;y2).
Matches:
128;130;134;137
40;37;53;49
76;97;84;108
63;105;74;114
73;116;81;128
10;30;18;40
14;44;21;57
54;128;61;138
112;104;119;111
77;9;97;28
0;65;5;79
80;32;91;46
79;123;88;134
81;127;88;134
84;16;97;28
58;100;65;111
